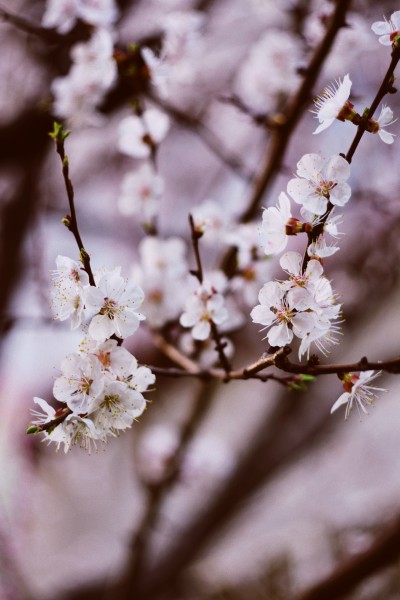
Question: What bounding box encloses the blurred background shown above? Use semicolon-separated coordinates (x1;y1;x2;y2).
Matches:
1;0;400;598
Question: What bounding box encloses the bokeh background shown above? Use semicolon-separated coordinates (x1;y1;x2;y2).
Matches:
1;0;400;598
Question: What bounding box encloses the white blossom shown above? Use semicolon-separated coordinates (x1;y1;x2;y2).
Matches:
53;353;104;413
85;267;145;342
118;164;164;223
180;280;228;341
371;12;400;46
51;256;89;329
191;200;232;243
312;74;352;134
331;371;386;419
90;381;146;433
235;30;301;113
287;153;351;215
372;105;397;144
251;281;315;347
51;29;117;127
132;237;190;328
118;109;170;159
259;192;296;255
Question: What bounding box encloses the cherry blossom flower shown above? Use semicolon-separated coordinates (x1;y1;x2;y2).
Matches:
180;280;228;341
331;371;386;419
250;281;315;347
287;153;351;215
235;30;301;113
90;381;146;433
371;12;400;46
51;29;117;127
312;74;353;134
191;200;232;243
307;235;340;260
53;353;104;413
117;109;170;159
369;105;397;144
132;237;190;328
51;256;89;329
260;192;303;255
85;267;145;342
280;251;324;291
51;414;102;453
118;164;164;223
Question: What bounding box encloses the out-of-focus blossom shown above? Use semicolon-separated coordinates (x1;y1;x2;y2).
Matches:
180;280;228;341
42;0;118;33
191;199;232;243
51;29;117;127
118;109;170;158
132;237;190;328
235;30;301;113
118;164;164;223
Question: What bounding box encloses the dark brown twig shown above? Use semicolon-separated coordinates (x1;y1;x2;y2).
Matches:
51;130;96;287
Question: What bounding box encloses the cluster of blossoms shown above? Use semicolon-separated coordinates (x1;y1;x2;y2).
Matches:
31;256;154;451
141;10;206;99
51;28;117;127
251;251;341;359
30;7;400;454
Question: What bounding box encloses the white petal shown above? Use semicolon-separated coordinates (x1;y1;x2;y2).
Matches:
326;154;350;182
296;153;324;180
331;392;350;413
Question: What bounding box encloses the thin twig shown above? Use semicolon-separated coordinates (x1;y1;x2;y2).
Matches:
52;133;96;287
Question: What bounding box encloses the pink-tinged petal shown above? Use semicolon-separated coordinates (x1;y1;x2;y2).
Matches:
192;320;210;340
287;178;315;204
326;154;350;182
267;324;293;346
296;153;324;180
330;182;351;206
331;392;350;413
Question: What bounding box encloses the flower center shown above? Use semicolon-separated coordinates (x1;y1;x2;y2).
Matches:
100;297;118;319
